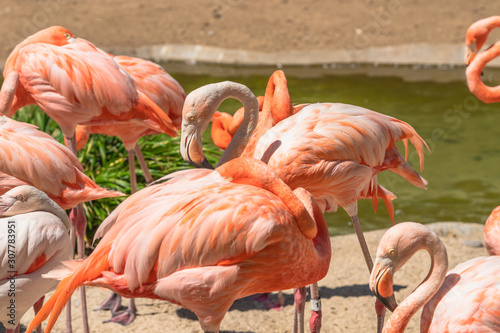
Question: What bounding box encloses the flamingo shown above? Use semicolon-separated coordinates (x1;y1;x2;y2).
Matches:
0;115;124;333
466;41;500;103
484;206;500;256
0;115;124;209
26;156;331;333
0;185;73;333
0;25;177;332
370;221;500;332
182;74;428;332
70;55;186;324
72;54;186;191
465;16;500;65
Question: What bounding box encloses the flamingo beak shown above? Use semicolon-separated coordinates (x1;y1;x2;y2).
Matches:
465;42;477;66
181;129;214;169
0;194;17;216
370;262;398;312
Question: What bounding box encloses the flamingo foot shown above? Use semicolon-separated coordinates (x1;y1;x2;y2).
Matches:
105;299;136;326
94;292;121;312
250;293;283;311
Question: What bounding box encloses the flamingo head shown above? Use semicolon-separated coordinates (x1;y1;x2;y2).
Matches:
0;185;50;216
464;16;499;65
180;89;215;169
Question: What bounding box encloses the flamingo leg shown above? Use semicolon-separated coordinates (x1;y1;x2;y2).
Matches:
134;144;154;184
350;214;386;333
309;283;321;333
33;296;45;333
293;287;306;333
128;149;137;194
66;135;90;333
100;150;138;325
94;292;122;312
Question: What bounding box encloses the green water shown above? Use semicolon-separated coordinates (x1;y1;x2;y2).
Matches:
168;64;500;235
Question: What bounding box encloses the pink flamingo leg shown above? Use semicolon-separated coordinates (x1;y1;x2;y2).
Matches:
293;287;307;333
350;214;386;333
134;145;153;184
309;283;321;333
67;135;90;333
99;149;138;325
33;296;45;333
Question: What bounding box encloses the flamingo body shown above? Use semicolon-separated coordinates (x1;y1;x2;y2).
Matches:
421;256;500;332
27;158;331;333
74;55;186;150
251;102;427;216
0;186;72;330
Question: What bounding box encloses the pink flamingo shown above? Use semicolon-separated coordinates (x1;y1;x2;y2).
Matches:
0;115;123;209
182;74;427;332
370;221;500;332
73;55;186;324
72;54;186;190
466;41;500;103
26;156;331;333
0;115;124;333
0;186;73;333
484;206;500;255
465;16;500;65
0;26;176;332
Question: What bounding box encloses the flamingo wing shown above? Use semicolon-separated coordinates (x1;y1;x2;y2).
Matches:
0;117;124;208
13;42;137;134
115;55;186;126
93;168;295;292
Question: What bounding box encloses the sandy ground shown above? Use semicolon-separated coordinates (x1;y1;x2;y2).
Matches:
8;222;487;333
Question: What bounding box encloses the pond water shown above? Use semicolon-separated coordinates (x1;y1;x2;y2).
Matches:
167;63;500;235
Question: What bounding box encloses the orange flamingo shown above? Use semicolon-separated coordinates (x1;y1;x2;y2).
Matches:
465;16;500;65
0;186;73;333
370;222;500;332
211;95;265;150
182;75;427;332
26;157;331;333
466;41;500;103
484;206;500;256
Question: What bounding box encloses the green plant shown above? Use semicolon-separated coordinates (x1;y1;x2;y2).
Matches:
12;105;222;242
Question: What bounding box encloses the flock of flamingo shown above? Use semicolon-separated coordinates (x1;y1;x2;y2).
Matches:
0;15;499;333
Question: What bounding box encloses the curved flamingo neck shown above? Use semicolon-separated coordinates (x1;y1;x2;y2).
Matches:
242;70;293;157
466;43;500;103
215;83;259;166
216;157;318;239
384;232;448;333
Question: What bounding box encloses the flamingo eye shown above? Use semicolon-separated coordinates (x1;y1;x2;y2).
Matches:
388;249;396;256
188;115;195;122
64;33;71;39
15;195;25;202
